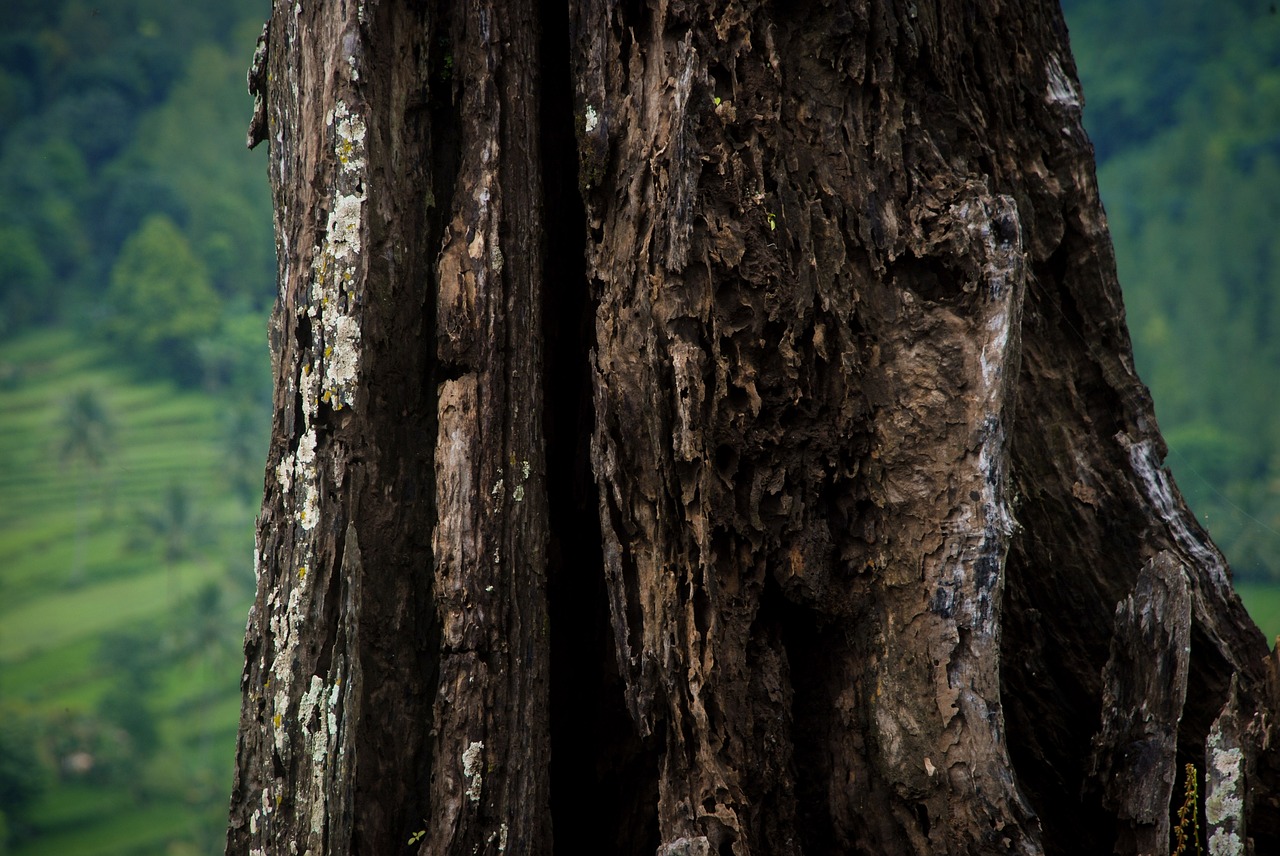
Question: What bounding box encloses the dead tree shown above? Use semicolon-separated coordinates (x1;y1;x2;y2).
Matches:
227;2;1280;854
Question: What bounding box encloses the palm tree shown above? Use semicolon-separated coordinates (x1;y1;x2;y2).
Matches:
135;482;207;611
55;388;114;584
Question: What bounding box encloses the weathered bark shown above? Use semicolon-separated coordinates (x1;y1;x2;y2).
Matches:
228;1;550;853
1086;553;1191;855
566;1;1278;853
228;1;1280;855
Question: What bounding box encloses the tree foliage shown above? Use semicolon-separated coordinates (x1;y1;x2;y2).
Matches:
0;9;272;844
105;214;221;377
0;0;273;390
1064;0;1280;580
0;704;51;850
55;388;114;471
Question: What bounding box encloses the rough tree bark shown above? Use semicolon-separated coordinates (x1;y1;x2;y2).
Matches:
227;1;1280;855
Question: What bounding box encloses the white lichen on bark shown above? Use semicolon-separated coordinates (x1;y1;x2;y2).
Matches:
1205;721;1245;856
307;99;367;411
462;741;485;804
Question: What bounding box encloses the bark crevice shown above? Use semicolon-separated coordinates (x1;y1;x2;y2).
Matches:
230;2;1280;854
542;1;661;852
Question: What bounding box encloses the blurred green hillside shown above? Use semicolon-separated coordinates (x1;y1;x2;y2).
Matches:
1064;0;1280;584
0;1;272;854
0;1;1278;854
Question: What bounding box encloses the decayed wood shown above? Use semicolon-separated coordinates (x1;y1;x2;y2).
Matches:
1247;649;1280;848
420;1;551;852
568;1;1274;853
1087;552;1191;855
228;1;1280;854
570;1;1048;852
227;1;551;853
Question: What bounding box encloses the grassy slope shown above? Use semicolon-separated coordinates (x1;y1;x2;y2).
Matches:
0;327;256;856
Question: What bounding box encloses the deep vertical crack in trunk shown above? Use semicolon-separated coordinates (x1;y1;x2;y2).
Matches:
232;2;1280;854
541;1;661;850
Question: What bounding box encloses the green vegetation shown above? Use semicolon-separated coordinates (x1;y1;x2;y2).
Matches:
0;329;259;855
1234;583;1280;646
105;214;221;379
1064;0;1280;585
0;1;270;853
0;1;1277;853
1172;763;1204;856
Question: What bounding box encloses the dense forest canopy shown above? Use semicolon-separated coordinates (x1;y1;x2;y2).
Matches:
0;0;1277;854
0;1;275;369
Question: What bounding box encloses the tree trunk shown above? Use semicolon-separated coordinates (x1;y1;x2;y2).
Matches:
228;2;1280;855
229;2;549;853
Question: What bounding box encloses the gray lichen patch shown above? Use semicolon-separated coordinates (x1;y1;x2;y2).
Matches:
304;99;368;413
659;837;711;856
1206;717;1246;856
332;100;367;175
273;108;367;554
462;740;485;804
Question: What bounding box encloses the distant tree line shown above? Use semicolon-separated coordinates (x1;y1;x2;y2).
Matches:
0;0;273;404
1065;0;1280;580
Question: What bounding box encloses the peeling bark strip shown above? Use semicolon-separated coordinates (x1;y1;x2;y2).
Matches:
228;1;550;853
420;1;551;852
230;1;1280;855
1087;552;1191;855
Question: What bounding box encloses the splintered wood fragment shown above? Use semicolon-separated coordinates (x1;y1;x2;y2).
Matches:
1088;551;1191;855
